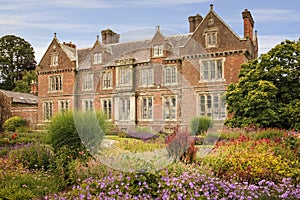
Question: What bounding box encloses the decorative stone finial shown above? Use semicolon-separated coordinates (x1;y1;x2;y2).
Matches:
210;4;213;10
54;32;57;38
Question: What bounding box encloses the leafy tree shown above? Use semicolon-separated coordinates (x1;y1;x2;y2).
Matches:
0;35;36;90
13;70;37;93
226;39;300;130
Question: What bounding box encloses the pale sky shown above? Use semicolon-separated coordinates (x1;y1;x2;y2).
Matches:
0;0;299;62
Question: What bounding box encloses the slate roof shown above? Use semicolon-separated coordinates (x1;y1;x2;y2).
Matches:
0;90;38;105
76;32;192;70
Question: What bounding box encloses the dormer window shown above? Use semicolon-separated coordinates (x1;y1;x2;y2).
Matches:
153;44;164;57
51;53;58;67
205;32;217;47
93;52;102;64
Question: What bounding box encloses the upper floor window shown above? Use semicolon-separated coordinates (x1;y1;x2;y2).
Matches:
164;66;177;85
153;44;163;57
83;99;93;111
83;73;94;90
51;53;58;67
205;32;217;47
49;75;62;92
102;71;112;89
119;98;130;121
59;100;69;113
93;52;102;64
200;59;223;81
102;98;112;120
43;101;53;121
198;93;226;119
163;96;177;120
141;97;153;120
141;68;154;86
119;67;131;86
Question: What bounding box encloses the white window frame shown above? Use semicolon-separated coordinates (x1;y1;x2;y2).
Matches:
119;98;130;121
141;97;153;121
93;52;102;64
58;100;70;113
153;44;164;57
163;96;177;121
83;73;94;91
164;66;177;85
49;75;62;92
198;93;226;119
140;68;154;86
102;98;112;120
82;99;94;111
119;67;131;86
102;71;112;89
43;101;53;121
51;53;58;67
205;32;217;48
200;59;224;81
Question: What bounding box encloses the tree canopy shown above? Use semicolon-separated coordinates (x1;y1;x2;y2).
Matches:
0;35;36;90
225;39;300;130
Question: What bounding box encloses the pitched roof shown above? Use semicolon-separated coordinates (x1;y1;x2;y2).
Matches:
0;90;38;105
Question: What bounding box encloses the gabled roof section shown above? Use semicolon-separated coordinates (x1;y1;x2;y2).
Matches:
0;90;38;105
150;26;168;44
60;43;76;61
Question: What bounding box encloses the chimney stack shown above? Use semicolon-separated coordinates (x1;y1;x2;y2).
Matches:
188;14;203;33
242;9;254;41
30;80;38;96
101;29;120;44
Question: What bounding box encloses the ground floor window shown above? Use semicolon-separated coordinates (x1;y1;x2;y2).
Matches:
43;101;53;121
82;99;93;111
198;93;226;119
141;97;153;120
59;100;69;113
163;96;177;120
102;99;112;119
120;98;130;121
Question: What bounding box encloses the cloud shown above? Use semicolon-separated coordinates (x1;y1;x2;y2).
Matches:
258;34;299;55
252;9;300;22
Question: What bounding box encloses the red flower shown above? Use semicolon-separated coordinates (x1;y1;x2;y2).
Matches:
11;133;18;140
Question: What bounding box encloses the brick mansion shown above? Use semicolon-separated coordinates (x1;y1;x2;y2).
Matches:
1;4;258;132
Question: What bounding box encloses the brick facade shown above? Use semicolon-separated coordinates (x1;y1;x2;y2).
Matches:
0;90;38;129
37;5;258;132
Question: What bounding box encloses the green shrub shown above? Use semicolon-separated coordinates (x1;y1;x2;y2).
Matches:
3;116;26;132
190;116;213;136
48;111;112;157
9;142;54;170
250;128;285;140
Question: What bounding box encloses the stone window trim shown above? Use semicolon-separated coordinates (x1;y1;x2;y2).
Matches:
50;52;59;67
140;68;154;87
118;66;132;86
83;73;94;91
197;93;226;120
48;75;63;92
163;65;177;86
58;100;70;113
43;101;53;121
82;99;94;111
204;31;217;48
199;58;225;82
102;71;112;90
101;98;112;120
140;96;153;121
119;98;131;121
163;95;177;121
93;52;102;64
152;44;164;57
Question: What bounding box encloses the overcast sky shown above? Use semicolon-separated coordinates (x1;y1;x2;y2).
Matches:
0;0;299;62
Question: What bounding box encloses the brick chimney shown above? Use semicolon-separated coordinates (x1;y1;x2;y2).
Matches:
30;80;38;96
188;14;203;33
63;41;76;48
101;29;120;44
242;9;254;41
